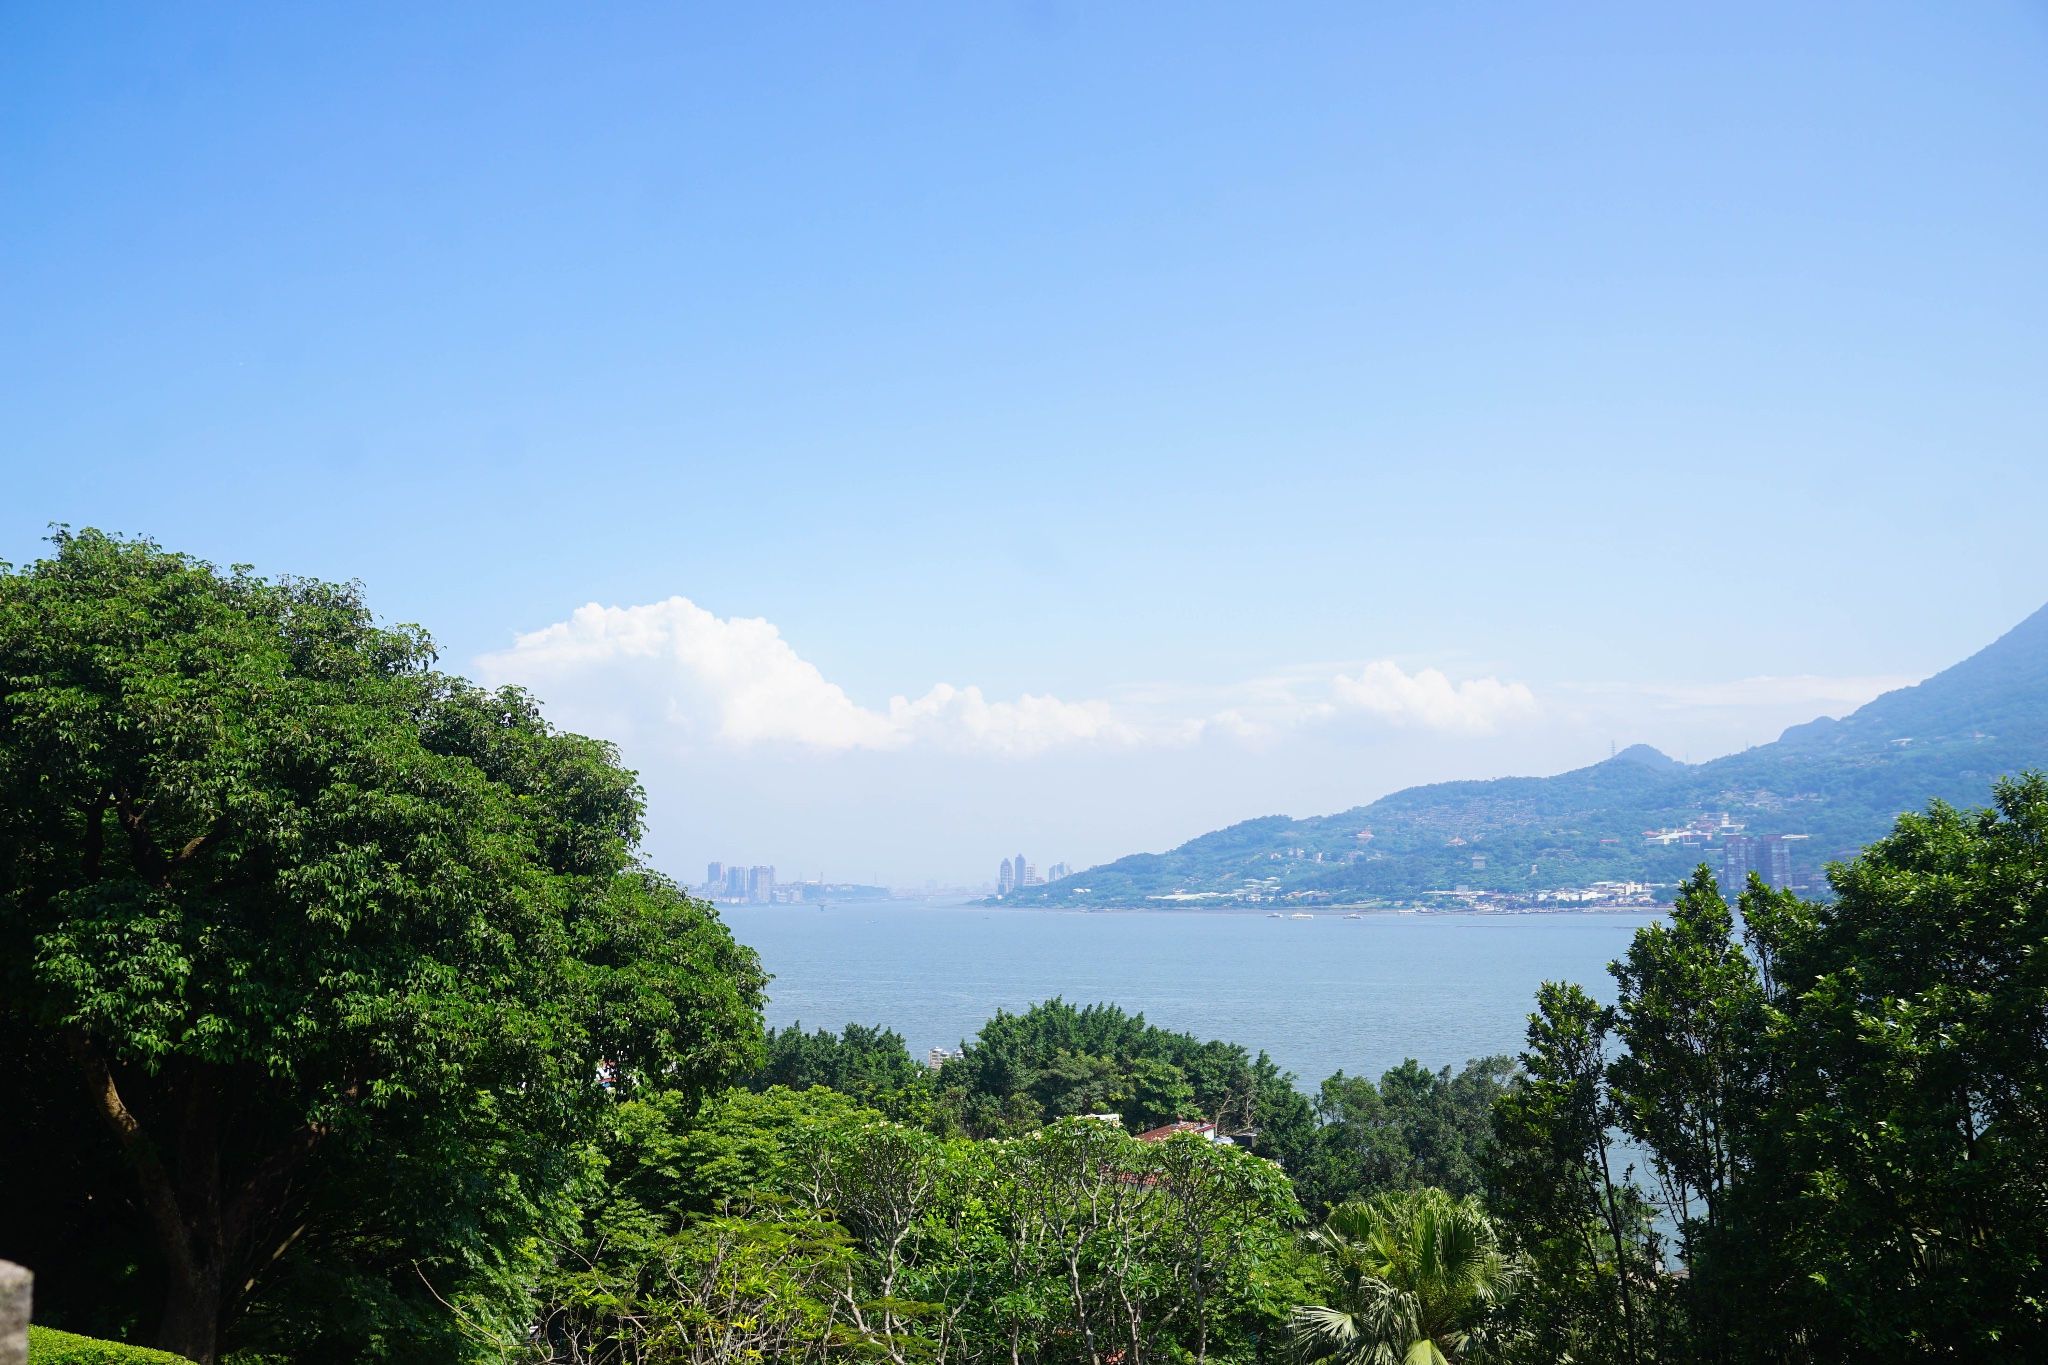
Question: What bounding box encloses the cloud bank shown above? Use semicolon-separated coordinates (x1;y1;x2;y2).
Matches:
477;597;1127;756
475;595;1540;757
1328;661;1539;732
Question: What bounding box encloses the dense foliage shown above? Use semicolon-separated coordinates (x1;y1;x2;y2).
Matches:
1293;1058;1513;1218
1486;779;2048;1361
936;999;1313;1147
749;1021;937;1119
0;533;767;1364
697;783;2048;1362
521;1087;1305;1365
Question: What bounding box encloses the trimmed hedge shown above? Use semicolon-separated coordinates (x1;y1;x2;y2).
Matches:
26;1326;192;1364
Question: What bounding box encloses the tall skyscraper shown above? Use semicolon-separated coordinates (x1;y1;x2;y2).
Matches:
748;866;776;903
1759;834;1807;890
706;861;723;890
725;866;747;901
1720;835;1753;893
999;858;1015;895
1022;862;1042;887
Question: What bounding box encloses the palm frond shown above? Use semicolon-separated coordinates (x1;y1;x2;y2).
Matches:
1289;1282;1419;1365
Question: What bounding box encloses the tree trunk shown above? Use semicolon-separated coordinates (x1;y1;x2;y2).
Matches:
162;1066;226;1364
157;1261;224;1365
68;1037;322;1365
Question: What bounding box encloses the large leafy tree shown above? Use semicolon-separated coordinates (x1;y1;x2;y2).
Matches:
1608;866;1762;1247
935;998;1313;1164
1294;1058;1515;1217
751;1021;935;1115
1485;983;1663;1365
0;531;767;1363
1721;778;2048;1358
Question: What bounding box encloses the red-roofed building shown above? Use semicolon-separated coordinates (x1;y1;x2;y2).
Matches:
1134;1120;1253;1145
1135;1120;1213;1142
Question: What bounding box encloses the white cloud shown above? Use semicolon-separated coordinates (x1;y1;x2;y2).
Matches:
477;598;1558;767
1327;661;1540;733
886;683;1129;755
475;596;1129;756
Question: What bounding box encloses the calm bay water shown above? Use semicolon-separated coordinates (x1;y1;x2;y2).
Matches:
722;905;1665;1088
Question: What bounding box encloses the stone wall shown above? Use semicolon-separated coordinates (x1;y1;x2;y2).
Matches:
0;1260;29;1365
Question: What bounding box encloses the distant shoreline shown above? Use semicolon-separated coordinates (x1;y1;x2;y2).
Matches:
739;899;1670;917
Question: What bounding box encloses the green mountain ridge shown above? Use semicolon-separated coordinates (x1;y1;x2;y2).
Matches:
1002;602;2048;907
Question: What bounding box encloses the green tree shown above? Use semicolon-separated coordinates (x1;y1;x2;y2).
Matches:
753;1022;930;1102
1721;779;2048;1358
531;1086;897;1364
1485;983;1662;1365
985;1118;1297;1365
588;1085;879;1234
1289;1188;1512;1365
528;1209;857;1365
0;532;766;1363
1145;1130;1303;1365
785;1103;975;1365
1608;866;1762;1252
750;1021;943;1126
1296;1058;1515;1217
936;999;1309;1164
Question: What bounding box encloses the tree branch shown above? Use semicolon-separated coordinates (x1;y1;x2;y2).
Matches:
220;1120;327;1260
173;818;227;871
112;786;172;888
219;1074;359;1297
66;1028;199;1290
78;790;112;880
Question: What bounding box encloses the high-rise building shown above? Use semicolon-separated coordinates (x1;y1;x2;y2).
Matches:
1048;862;1069;881
1719;835;1753;893
725;866;748;901
1022;862;1042;887
706;861;724;890
998;858;1015;895
1758;834;1808;890
748;866;776;904
1760;837;1791;890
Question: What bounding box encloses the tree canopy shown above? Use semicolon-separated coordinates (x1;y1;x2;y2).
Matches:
0;531;767;1363
1486;778;2048;1361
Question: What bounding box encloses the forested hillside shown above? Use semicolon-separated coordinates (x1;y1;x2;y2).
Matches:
1006;603;2048;906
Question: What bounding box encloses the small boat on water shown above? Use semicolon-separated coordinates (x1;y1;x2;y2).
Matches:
1266;912;1283;918
1344;912;1363;919
1290;912;1313;920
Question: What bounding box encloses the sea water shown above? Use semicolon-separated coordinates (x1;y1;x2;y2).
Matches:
723;905;1665;1088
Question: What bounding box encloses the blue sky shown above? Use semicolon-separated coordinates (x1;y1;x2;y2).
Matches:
5;3;2046;883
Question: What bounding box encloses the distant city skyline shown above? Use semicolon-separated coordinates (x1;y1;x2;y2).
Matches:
996;856;1081;896
696;858;1001;900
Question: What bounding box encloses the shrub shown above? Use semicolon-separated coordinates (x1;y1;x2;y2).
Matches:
27;1325;192;1364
